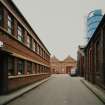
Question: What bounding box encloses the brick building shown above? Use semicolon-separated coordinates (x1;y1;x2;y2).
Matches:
50;56;76;74
0;0;50;94
84;14;105;89
77;45;85;77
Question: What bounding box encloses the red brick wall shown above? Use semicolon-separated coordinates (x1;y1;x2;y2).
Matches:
8;74;50;92
0;31;50;66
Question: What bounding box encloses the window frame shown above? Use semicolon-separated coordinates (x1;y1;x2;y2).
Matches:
0;4;3;27
17;59;24;75
27;34;32;49
8;56;14;76
27;61;32;74
33;41;36;52
17;25;24;42
7;14;14;34
37;44;40;54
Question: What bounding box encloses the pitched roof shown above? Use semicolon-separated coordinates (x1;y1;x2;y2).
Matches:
63;55;76;63
50;55;59;62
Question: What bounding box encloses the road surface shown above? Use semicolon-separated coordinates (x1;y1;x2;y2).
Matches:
7;74;104;105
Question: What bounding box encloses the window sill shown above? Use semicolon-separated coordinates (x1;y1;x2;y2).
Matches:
8;73;48;79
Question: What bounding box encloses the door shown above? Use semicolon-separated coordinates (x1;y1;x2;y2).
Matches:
66;66;71;74
0;52;8;94
0;53;4;93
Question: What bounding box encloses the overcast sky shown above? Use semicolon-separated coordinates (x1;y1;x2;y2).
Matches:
13;0;105;60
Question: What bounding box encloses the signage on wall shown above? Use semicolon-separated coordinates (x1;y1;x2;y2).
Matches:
0;41;3;48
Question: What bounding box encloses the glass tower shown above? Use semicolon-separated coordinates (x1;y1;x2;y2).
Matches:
87;9;103;41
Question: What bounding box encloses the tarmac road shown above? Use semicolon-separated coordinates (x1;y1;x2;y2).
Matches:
7;74;104;105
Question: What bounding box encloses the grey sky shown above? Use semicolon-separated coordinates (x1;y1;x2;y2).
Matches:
13;0;105;60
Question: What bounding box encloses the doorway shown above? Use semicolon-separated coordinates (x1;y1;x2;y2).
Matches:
66;66;71;74
0;53;4;93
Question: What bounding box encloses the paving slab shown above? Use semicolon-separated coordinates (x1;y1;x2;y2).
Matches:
80;78;105;104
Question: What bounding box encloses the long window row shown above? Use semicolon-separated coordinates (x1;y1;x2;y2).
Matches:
0;4;3;27
8;56;50;76
0;6;50;61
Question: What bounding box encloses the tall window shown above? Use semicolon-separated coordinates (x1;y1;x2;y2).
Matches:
37;45;40;54
27;62;32;74
34;63;37;73
7;15;13;34
44;52;46;59
17;26;24;42
0;6;3;27
39;47;41;55
33;41;36;52
37;64;40;73
96;41;101;73
8;56;14;76
35;42;37;52
40;48;43;56
17;59;24;75
42;49;43;57
27;35;32;48
33;41;37;52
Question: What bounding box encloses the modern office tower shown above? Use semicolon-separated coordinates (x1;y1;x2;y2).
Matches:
86;9;103;41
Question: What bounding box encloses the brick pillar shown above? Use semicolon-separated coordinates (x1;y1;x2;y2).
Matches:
84;52;86;80
101;28;105;85
91;46;95;84
3;8;8;30
85;51;88;80
90;48;92;82
88;50;90;81
13;19;18;37
93;44;96;83
102;27;105;84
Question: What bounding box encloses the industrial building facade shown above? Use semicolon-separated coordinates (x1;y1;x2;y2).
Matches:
0;0;50;94
50;56;76;74
78;15;105;89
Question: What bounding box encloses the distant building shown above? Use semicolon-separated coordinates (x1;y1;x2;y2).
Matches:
50;56;76;74
77;45;85;77
86;9;103;41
